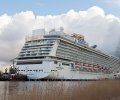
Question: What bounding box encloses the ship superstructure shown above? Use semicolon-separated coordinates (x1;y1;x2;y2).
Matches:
15;28;120;80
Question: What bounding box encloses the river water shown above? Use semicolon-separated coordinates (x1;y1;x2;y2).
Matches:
0;81;91;97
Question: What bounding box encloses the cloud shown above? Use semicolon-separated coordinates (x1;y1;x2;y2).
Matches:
0;14;11;34
0;6;120;64
106;0;120;6
0;11;35;64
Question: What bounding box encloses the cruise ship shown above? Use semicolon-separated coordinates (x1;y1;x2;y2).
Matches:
15;28;120;80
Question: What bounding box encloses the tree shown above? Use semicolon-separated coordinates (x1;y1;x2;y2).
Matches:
5;68;8;74
0;70;2;74
9;67;17;74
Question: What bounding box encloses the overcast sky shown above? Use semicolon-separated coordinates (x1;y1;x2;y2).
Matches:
0;0;120;65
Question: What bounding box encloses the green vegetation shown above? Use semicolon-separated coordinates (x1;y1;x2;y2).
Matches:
1;80;120;100
0;73;27;81
0;70;2;74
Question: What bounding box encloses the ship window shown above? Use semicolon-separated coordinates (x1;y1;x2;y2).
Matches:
16;61;42;65
39;69;43;72
71;64;74;68
27;51;30;53
39;61;42;64
51;70;57;71
26;54;30;56
54;61;57;64
21;70;25;71
62;63;69;66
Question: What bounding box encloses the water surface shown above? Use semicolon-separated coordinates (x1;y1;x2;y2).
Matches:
0;81;92;96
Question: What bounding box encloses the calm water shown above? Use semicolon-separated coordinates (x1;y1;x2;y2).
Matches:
0;81;92;96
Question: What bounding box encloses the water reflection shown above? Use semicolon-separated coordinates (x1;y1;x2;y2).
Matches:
0;81;92;97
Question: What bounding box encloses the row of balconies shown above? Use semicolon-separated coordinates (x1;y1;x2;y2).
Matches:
59;44;105;59
21;47;52;53
60;40;110;58
59;39;120;70
23;43;54;48
58;44;118;67
25;40;55;46
25;42;54;46
19;50;50;55
19;52;49;57
57;52;116;69
56;48;118;68
20;49;51;54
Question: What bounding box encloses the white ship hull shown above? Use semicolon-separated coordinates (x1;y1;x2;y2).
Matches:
46;72;110;80
16;61;111;80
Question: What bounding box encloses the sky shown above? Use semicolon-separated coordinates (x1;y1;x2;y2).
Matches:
0;0;120;65
0;0;120;17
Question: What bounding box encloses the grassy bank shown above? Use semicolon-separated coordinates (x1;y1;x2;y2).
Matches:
1;80;120;100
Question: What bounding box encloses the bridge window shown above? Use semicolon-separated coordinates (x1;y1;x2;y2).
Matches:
54;61;58;64
16;61;42;65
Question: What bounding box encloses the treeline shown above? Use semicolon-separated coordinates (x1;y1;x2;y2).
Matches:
0;67;27;81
